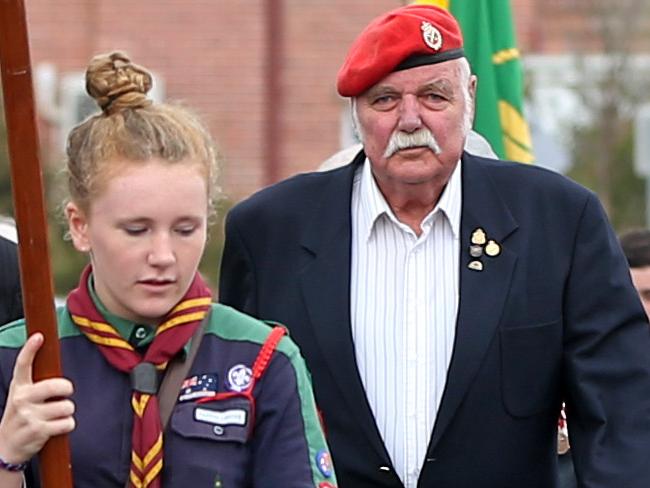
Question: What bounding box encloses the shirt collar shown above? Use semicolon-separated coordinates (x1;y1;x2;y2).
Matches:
87;273;191;354
358;155;462;242
88;272;139;339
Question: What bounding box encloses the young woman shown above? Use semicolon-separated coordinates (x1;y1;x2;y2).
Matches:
0;52;337;488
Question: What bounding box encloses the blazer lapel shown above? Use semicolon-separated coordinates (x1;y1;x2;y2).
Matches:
299;152;390;461
428;154;519;452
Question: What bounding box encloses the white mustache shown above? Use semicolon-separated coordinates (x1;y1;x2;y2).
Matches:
383;129;442;158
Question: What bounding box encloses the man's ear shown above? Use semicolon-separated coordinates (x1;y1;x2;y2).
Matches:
65;201;91;253
469;74;478;104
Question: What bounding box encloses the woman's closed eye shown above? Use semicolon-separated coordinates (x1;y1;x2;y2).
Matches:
123;226;148;236
175;225;197;237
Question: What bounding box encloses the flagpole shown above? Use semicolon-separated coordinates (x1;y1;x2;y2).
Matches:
0;1;74;486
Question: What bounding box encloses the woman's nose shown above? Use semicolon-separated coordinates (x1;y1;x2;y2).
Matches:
147;234;176;266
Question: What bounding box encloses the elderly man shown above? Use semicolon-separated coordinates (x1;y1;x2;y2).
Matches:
219;5;650;488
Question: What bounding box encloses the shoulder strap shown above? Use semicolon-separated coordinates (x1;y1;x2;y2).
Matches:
251;326;286;381
158;309;210;429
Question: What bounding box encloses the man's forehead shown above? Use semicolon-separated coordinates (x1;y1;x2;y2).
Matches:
363;62;460;96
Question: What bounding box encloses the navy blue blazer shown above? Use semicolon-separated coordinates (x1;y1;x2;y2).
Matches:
219;151;650;488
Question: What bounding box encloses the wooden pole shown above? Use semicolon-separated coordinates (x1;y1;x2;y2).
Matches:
0;1;73;486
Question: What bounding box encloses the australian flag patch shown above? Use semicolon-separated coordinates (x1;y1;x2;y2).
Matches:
178;373;218;402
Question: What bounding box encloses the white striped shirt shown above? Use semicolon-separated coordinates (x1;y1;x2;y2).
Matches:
350;159;461;487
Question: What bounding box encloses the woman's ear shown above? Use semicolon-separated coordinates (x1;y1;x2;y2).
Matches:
65;201;91;252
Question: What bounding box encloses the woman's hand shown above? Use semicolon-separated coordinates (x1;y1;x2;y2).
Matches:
0;333;75;464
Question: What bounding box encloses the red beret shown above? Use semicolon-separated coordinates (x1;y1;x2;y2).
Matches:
336;5;465;97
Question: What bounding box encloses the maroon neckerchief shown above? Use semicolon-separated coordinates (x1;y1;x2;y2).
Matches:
67;265;212;488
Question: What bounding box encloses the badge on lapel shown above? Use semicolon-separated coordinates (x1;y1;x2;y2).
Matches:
468;227;502;271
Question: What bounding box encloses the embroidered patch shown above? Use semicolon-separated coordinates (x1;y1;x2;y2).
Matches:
315;449;333;478
178;373;218;402
225;364;253;392
194;407;248;426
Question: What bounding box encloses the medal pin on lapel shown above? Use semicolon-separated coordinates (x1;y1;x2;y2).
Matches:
471;228;487;245
468;228;502;271
469;244;483;258
485;240;501;257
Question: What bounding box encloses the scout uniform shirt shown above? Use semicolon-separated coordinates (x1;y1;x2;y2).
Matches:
0;300;336;487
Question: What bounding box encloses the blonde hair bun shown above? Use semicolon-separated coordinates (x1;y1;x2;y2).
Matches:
67;51;220;214
85;51;153;115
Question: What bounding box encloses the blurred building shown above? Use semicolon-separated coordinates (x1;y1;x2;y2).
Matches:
20;0;650;201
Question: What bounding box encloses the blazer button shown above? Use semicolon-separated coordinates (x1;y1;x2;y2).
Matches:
425;457;437;463
379;466;391;473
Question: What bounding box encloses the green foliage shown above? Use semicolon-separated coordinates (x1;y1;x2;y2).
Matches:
568;120;646;231
200;198;232;293
613;133;649;231
562;0;650;233
48;216;88;294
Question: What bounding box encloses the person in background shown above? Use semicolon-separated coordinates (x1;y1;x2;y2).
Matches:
557;227;650;488
0;235;23;326
219;4;650;487
620;228;650;318
0;52;335;488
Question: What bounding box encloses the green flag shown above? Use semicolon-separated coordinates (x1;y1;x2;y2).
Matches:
414;0;534;163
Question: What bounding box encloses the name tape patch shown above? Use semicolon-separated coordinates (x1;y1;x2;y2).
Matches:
194;407;248;426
